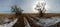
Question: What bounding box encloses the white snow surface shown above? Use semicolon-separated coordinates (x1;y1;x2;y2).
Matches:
0;18;18;27
24;18;30;27
30;17;60;27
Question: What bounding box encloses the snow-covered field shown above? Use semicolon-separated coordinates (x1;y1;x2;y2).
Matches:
26;17;60;27
35;17;60;27
1;17;60;27
0;18;18;27
24;18;30;27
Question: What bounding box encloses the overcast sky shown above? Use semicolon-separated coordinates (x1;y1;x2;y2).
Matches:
0;0;60;13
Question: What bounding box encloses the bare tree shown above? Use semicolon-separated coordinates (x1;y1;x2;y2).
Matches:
11;5;23;16
11;5;24;27
35;2;46;17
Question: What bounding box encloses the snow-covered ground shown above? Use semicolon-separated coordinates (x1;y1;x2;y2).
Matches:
24;18;30;27
0;18;18;27
2;17;60;27
28;17;60;27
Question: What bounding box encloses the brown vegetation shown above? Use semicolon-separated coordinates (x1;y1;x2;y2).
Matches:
0;13;60;19
0;13;60;27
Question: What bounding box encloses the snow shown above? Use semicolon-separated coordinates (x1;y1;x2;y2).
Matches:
29;17;60;27
2;17;59;27
24;18;30;27
0;18;18;27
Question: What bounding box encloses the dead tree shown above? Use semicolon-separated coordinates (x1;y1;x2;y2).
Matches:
11;5;24;27
11;5;23;16
35;2;46;17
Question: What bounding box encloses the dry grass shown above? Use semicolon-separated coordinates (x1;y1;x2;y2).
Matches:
0;13;60;18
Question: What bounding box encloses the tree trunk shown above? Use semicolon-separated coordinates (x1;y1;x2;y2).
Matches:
39;11;44;17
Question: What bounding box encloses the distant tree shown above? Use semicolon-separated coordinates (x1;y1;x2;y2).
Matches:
11;5;23;16
35;2;46;17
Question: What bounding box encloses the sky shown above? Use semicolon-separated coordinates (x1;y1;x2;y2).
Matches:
0;0;60;13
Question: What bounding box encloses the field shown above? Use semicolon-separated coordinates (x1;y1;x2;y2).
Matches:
0;13;60;27
0;13;60;18
23;13;60;27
